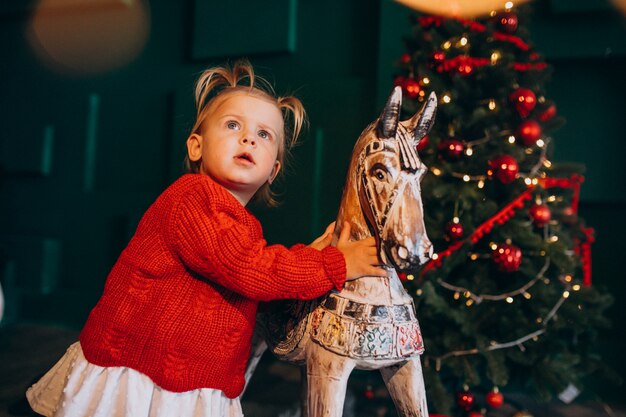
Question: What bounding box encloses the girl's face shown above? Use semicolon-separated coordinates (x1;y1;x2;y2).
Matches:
186;92;284;205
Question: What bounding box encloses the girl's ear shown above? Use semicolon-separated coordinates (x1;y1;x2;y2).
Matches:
268;161;281;184
186;134;203;162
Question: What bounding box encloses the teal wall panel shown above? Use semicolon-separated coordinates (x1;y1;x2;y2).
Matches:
1;124;55;176
192;0;297;59
0;236;61;295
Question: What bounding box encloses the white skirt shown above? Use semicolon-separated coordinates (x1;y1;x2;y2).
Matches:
26;342;243;417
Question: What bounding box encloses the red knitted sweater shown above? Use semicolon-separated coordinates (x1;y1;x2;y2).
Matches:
79;174;346;398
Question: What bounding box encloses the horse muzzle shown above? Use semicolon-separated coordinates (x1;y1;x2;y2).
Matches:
384;237;433;271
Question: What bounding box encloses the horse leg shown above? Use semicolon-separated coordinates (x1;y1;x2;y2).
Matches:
242;326;268;395
305;343;356;417
380;357;429;417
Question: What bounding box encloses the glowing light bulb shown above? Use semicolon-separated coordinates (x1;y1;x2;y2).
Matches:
506;297;514;303
442;94;452;103
422;77;430;85
488;99;497;110
508;135;516;144
465;147;473;156
477;180;485;189
536;139;545;147
563;290;570;298
463;175;470;182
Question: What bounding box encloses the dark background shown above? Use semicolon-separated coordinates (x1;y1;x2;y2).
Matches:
1;0;625;405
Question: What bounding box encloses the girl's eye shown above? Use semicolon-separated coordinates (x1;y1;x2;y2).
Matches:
227;121;240;130
258;130;270;140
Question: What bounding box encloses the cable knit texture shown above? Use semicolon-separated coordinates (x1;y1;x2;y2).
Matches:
80;174;346;398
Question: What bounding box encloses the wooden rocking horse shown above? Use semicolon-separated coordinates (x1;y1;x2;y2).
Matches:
250;86;437;417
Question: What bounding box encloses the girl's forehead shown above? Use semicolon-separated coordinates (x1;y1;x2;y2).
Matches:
212;92;283;123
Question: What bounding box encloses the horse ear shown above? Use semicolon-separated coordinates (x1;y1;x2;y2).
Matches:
377;86;402;139
409;91;437;145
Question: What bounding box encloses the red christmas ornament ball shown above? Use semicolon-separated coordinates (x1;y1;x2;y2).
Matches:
363;384;375;400
400;53;411;64
517;120;542;146
538;103;557;122
398;272;408;281
468;412;483;417
438;138;464;160
416;134;430;152
457;389;475;411
509;88;536;118
489;155;519;184
529;204;551;227
445;221;464;241
561;206;578;224
495;11;519;33
402;78;421;99
492;243;522;272
486;388;505;408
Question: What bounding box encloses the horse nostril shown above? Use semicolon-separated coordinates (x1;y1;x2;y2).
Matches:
397;246;408;260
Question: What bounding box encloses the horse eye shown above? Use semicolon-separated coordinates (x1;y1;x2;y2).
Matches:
373;168;387;181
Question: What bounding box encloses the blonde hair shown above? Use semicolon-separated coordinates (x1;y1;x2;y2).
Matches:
185;60;306;206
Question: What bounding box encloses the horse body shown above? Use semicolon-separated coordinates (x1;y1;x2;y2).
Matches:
254;87;437;417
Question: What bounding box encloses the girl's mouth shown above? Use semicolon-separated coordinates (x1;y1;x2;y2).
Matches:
235;152;254;164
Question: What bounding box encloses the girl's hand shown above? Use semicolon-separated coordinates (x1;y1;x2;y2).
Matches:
309;222;335;251
336;222;389;280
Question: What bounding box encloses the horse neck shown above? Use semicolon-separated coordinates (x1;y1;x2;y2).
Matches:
332;164;413;306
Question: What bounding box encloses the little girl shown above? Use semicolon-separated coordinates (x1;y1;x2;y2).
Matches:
26;61;386;417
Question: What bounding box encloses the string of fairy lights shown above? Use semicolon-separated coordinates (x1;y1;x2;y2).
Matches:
418;256;582;369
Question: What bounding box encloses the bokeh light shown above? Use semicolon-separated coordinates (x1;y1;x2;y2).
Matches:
28;0;150;76
395;0;531;18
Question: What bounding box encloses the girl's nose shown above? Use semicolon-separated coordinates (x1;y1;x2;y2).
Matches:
241;135;256;146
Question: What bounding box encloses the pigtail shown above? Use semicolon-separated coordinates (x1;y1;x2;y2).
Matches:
276;96;306;151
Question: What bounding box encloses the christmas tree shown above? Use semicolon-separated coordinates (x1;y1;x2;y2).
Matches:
391;5;613;416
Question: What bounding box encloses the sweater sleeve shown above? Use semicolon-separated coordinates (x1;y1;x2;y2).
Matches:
167;184;346;301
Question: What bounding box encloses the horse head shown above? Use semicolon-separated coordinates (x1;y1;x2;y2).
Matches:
336;86;437;271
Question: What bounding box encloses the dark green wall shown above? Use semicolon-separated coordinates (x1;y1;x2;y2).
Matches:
1;0;625;401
